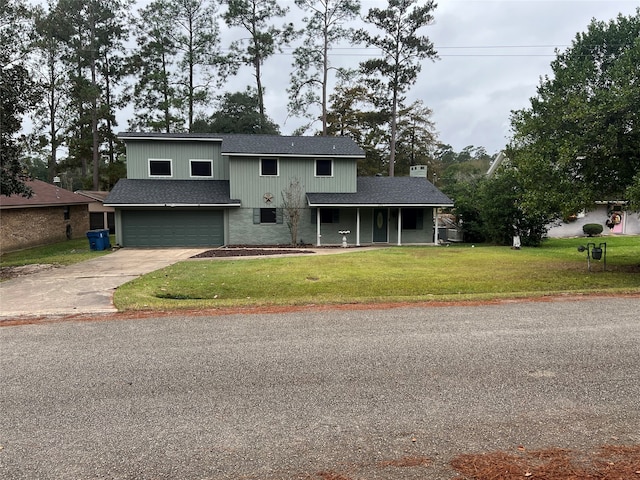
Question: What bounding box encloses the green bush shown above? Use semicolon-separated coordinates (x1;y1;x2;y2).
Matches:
583;223;604;236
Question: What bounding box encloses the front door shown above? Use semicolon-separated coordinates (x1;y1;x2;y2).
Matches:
373;208;388;243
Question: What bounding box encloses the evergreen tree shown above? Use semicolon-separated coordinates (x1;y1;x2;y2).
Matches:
1;0;42;196
355;0;437;176
130;0;185;132
223;0;294;132
289;0;360;135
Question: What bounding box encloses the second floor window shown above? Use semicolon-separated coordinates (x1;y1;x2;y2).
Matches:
315;159;332;177
149;159;172;177
261;158;278;176
190;160;213;177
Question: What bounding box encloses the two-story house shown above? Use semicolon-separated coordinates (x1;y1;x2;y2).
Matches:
105;133;454;247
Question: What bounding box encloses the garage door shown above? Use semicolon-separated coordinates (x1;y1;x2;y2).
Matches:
122;210;224;247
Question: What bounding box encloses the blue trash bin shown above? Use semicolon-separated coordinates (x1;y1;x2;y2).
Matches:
99;229;111;249
87;229;109;251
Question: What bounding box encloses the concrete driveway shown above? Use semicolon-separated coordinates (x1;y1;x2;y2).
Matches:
0;248;205;318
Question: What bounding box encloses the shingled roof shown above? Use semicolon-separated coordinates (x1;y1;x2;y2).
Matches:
0;180;92;209
117;132;365;158
307;177;454;207
104;179;240;206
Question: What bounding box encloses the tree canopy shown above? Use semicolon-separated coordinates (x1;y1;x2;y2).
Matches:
192;89;280;134
507;9;640;217
1;0;42;196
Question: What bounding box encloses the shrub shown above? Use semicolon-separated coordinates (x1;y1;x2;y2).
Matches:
583;223;603;236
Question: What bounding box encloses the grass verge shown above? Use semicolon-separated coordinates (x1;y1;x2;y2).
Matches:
0;237;114;268
114;236;640;311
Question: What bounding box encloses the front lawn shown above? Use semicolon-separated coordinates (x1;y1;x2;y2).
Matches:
0;236;113;268
114;236;640;311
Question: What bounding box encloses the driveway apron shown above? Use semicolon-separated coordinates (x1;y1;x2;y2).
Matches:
0;248;204;318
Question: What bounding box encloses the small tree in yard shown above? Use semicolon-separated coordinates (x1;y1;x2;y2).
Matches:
281;177;305;245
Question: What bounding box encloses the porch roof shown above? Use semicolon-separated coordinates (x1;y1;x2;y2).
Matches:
104;179;241;207
307;177;454;207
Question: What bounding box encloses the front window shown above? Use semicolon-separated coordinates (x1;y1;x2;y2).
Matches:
320;208;339;223
261;158;278;176
315;159;332;177
190;159;213;177
149;159;172;177
402;209;423;230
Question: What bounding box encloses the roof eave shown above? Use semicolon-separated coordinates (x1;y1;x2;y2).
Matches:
104;202;241;208
118;134;224;142
307;202;455;208
225;152;365;159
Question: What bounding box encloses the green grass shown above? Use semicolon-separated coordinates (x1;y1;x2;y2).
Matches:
0;236;114;268
114;236;640;311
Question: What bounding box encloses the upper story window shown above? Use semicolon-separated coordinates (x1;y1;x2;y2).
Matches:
190;159;213;177
149;159;172;177
315;159;333;177
261;158;278;176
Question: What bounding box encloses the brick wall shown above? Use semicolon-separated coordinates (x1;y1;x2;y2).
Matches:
0;205;90;254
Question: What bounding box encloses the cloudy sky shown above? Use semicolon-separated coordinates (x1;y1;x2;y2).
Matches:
249;0;639;155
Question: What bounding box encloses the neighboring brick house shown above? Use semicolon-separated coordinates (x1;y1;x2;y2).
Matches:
106;133;454;247
0;179;91;253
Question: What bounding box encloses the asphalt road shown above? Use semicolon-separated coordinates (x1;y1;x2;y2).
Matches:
1;297;639;479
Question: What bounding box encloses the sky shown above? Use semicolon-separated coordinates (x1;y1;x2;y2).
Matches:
250;0;639;155
24;0;640;156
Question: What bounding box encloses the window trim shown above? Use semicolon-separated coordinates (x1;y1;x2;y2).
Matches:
315;158;333;177
148;158;173;177
189;159;214;178
260;158;279;177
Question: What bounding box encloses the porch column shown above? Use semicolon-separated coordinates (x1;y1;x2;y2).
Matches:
434;208;439;245
316;208;322;246
356;208;361;246
103;211;109;230
397;207;402;246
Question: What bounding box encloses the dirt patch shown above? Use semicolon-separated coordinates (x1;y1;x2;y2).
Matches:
191;247;314;258
300;444;640;479
0;264;58;280
450;444;640;479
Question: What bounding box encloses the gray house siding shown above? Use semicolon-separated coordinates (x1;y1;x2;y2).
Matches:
125;140;228;180
227;208;291;245
229;156;357;204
